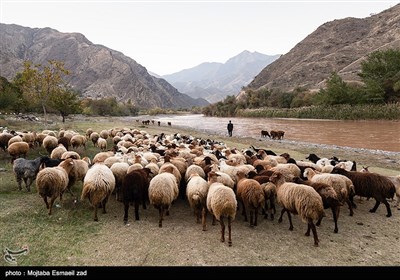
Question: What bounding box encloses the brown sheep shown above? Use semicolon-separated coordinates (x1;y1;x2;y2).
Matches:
331;167;396;217
7;142;29;163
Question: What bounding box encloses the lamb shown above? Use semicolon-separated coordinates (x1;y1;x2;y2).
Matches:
206;171;237;246
236;170;265;227
0;132;14;151
81;163;116;221
97;137;107;151
186;173;209;231
90;132;100;146
36;158;75;215
122;168;153;224
331;167;396;217
269;171;325;247
294;177;341;233
148;167;179;227
7;141;29;163
13;156;48;191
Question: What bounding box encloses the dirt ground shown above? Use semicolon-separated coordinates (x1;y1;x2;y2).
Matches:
71;124;400;267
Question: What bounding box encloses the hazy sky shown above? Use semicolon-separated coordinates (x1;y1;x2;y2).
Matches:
1;0;398;75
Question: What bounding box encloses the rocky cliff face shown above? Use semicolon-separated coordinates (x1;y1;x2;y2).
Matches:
246;4;400;92
0;23;209;109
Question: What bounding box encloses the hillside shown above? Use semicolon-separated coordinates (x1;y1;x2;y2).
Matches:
246;3;400;93
0;23;209;109
163;51;280;103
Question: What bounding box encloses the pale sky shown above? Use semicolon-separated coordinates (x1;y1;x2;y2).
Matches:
1;0;398;75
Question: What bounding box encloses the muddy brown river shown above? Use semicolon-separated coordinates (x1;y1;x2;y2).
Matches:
143;114;400;153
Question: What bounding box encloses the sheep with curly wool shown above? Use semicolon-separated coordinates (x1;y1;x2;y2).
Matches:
148;166;179;227
122;167;153;224
36;158;75;215
331;167;396;217
7;141;30;163
13;156;48;191
303;167;355;217
269;171;325;247
81;163;116;221
206;171;237;246
186;173;209;230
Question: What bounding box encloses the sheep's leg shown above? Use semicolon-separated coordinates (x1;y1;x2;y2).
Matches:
332;206;340;233
346;199;354;216
123;202;129;224
369;199;381;213
249;209;254;227
26;177;33;192
270;197;276;220
241;201;248;222
212;215;216;226
43;196;49;210
102;199;107;214
219;217;225;243
158;206;164;228
23;178;30;192
201;207;207;231
134;201;140;220
142;196;147;210
382;199;392;217
278;208;286;223
307;220;319;247
48;197;57;215
93;205;99;221
227;216;232;247
16;177;23;191
286;211;294;231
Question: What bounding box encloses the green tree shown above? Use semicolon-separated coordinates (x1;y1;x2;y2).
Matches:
313;72;350;105
17;60;70;123
358;49;400;103
49;87;82;122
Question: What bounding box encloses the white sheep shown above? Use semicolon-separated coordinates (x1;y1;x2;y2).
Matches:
206;171;237;246
186;173;209;231
81;163;116;221
148;168;179;227
303;167;355;216
269;171;325;247
36;158;75;215
97;137;107;151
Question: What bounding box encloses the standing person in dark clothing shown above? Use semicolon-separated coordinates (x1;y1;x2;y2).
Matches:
227;120;233;137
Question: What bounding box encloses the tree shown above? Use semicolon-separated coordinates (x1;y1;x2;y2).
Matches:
358;49;400;103
313;72;350;105
49;87;82;122
17;60;70;123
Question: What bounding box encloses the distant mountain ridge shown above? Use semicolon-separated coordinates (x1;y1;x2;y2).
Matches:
245;3;400;93
0;23;209;109
162;50;280;103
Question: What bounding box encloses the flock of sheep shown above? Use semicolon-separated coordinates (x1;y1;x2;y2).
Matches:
0;126;399;247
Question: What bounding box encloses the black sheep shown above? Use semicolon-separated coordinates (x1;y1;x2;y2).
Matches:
121;168;152;224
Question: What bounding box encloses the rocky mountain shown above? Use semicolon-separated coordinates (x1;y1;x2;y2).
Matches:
0;23;209;109
246;3;400;93
163;50;280;103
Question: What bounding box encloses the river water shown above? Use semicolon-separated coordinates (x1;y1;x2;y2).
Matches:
142;114;400;153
